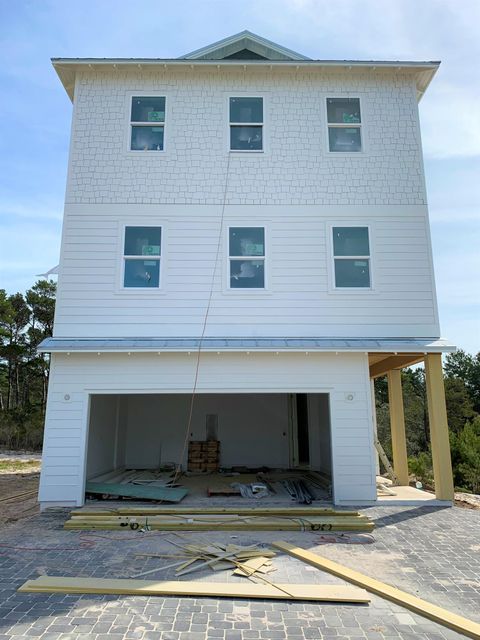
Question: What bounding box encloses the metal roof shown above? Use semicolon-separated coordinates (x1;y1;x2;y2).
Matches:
38;337;455;354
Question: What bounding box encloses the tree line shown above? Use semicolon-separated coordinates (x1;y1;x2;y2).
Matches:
0;280;56;450
0;279;479;493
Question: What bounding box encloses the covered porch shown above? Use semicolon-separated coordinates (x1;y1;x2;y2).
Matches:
369;351;455;502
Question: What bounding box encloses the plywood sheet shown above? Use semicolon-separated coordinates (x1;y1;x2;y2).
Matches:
84;482;187;503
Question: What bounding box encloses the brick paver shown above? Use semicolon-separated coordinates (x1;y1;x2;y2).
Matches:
0;505;479;639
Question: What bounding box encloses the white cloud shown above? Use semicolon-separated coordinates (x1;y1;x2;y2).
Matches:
420;83;480;159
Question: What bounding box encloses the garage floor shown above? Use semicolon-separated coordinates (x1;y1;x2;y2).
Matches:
0;505;478;639
86;469;331;507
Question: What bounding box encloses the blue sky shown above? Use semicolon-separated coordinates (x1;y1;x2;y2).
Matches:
0;0;478;353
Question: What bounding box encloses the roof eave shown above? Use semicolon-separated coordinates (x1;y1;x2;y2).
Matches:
38;337;456;354
51;58;440;103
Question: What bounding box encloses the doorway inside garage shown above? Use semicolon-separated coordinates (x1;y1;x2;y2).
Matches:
84;392;333;504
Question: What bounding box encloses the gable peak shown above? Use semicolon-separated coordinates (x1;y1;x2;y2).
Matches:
180;30;310;61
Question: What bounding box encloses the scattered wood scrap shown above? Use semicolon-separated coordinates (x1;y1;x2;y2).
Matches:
272;541;480;640
132;540;276;579
19;575;370;603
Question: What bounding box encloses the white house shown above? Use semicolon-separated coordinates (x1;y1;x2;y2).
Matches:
38;31;455;508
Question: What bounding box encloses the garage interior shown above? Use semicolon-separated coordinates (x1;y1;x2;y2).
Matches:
85;392;333;504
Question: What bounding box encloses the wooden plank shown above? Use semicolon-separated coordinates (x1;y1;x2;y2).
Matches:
207;484;241;496
272;542;480;640
71;507;362;517
84;482;187;503
18;576;370;603
234;557;271;577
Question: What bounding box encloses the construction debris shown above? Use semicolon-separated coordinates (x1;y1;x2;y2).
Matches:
18;575;370;603
272;541;480;640
130;538;277;579
258;471;331;502
282;478;315;504
230;482;270;499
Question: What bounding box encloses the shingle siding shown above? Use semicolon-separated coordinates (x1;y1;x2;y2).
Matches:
67;67;426;205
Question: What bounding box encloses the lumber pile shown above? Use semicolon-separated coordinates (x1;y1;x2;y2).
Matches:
64;507;374;532
18;575;370;603
188;440;220;472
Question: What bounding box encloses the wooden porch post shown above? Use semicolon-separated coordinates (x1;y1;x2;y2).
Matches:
387;369;409;485
424;353;454;500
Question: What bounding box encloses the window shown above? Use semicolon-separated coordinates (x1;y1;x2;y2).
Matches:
130;96;166;151
327;98;362;152
332;227;370;288
229;97;263;151
123;226;161;288
229;227;265;288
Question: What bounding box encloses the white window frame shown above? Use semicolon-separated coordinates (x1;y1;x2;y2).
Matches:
226;225;268;292
126;92;168;154
326;96;364;154
120;224;163;291
228;95;265;153
328;223;374;293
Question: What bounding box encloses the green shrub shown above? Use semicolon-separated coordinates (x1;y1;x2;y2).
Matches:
408;451;434;486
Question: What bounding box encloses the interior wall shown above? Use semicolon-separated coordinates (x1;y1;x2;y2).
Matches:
115;395;128;469
125;393;290;469
86;395;118;478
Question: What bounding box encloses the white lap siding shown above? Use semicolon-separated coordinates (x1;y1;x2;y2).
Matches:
39;351;377;507
53;203;439;339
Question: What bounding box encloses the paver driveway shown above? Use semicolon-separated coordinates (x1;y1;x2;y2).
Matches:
0;505;479;639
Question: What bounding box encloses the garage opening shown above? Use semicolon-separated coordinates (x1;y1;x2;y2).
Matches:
85;393;333;504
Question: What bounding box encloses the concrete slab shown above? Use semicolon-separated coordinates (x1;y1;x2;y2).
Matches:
377;485;452;507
